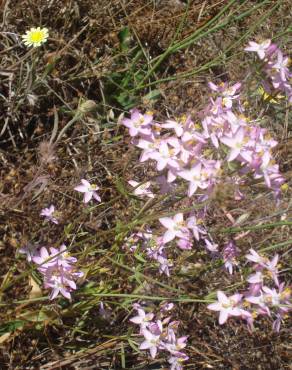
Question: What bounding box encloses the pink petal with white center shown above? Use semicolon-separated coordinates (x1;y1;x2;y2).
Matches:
150;346;157;359
74;185;88;193
188;182;198;197
219;309;229;324
159;217;174;229
93;193;101;202
207;302;222;311
139;340;152;350
82;192;92;203
60;288;71;300
50;288;60;300
163;229;176;244
81;179;90;187
173;213;183;224
217;291;229;305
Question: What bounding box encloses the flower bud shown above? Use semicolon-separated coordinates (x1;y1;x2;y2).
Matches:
78;100;97;114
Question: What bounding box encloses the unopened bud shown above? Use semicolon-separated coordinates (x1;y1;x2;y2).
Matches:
78;100;97;114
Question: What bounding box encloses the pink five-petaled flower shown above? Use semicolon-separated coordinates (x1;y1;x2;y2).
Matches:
40;205;58;224
33;246;56;269
74;179;101;204
207;291;243;324
130;308;154;330
220;127;251;162
245;249;279;283
159;213;189;244
161;118;184;137
140;326;162;359
208;81;241;109
128;180;154;198
49;244;77;268
168;354;189;370
186;215;206;241
178;162;208;197
271;51;290;82
244;39;271;59
44;267;76;300
150;141;180;171
122;109;153;137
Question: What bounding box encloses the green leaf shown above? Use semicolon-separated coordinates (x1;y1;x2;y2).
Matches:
134;253;147;263
143;89;161;102
0;320;25;335
118;27;131;51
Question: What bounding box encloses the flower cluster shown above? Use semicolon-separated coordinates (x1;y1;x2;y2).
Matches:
130;303;188;370
123;228;173;276
121;50;285;276
18;179;100;300
122;83;285;206
208;249;291;332
245;39;292;103
20;244;83;300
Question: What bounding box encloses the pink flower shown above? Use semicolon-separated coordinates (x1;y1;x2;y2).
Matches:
49;244;77;268
18;244;38;262
122;109;153;137
130;308;154;329
244;39;271;59
204;238;218;252
222;240;238;275
74;179;101;203
220;127;252;162
186;215;206;241
168;354;189;370
32;245;83;300
44;267;76;300
208;81;241;108
150;141;180;171
162;119;184;137
128;180;154;198
159;213;189;244
178;163;208;197
271;51;289;82
40;205;59;224
33;246;56;269
140;327;162;359
207;291;243;324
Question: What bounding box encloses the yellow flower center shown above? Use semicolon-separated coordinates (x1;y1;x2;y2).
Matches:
90;184;98;190
30;30;45;43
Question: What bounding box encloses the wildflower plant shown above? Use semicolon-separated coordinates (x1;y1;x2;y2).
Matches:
21;27;49;47
130;304;188;369
13;30;292;370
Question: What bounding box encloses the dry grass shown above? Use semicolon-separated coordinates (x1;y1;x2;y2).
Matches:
0;1;291;369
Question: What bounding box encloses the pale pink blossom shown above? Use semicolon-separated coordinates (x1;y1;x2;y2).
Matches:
159;213;189;244
207;291;243;324
40;205;59;224
244;39;271;59
128;180;154;198
74;179;101;203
